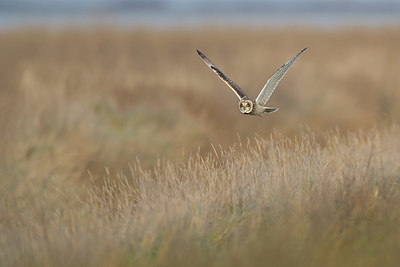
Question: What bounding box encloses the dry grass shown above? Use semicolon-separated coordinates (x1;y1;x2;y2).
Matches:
1;126;400;266
0;27;400;266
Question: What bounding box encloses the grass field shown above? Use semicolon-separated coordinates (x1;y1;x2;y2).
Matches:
0;27;400;266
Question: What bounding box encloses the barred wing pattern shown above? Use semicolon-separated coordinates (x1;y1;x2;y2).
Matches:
197;50;249;100
256;48;307;106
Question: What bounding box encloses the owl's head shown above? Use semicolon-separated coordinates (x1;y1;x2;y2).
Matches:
239;100;254;114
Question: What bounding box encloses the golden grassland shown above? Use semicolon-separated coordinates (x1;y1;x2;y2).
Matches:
0;27;400;266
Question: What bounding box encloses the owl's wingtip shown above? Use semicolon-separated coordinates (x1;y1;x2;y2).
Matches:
196;49;206;59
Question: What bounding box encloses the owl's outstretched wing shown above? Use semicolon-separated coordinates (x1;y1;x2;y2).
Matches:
197;50;249;100
256;48;307;106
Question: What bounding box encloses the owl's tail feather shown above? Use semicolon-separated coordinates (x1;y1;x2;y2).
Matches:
264;107;279;113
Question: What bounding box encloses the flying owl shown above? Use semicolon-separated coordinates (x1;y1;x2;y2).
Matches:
197;48;307;116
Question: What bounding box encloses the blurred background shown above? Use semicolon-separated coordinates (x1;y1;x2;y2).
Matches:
1;0;400;180
1;0;400;28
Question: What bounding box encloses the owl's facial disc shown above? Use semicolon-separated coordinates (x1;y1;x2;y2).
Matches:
239;100;253;114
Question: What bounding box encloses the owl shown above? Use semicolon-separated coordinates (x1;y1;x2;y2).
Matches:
197;48;307;116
